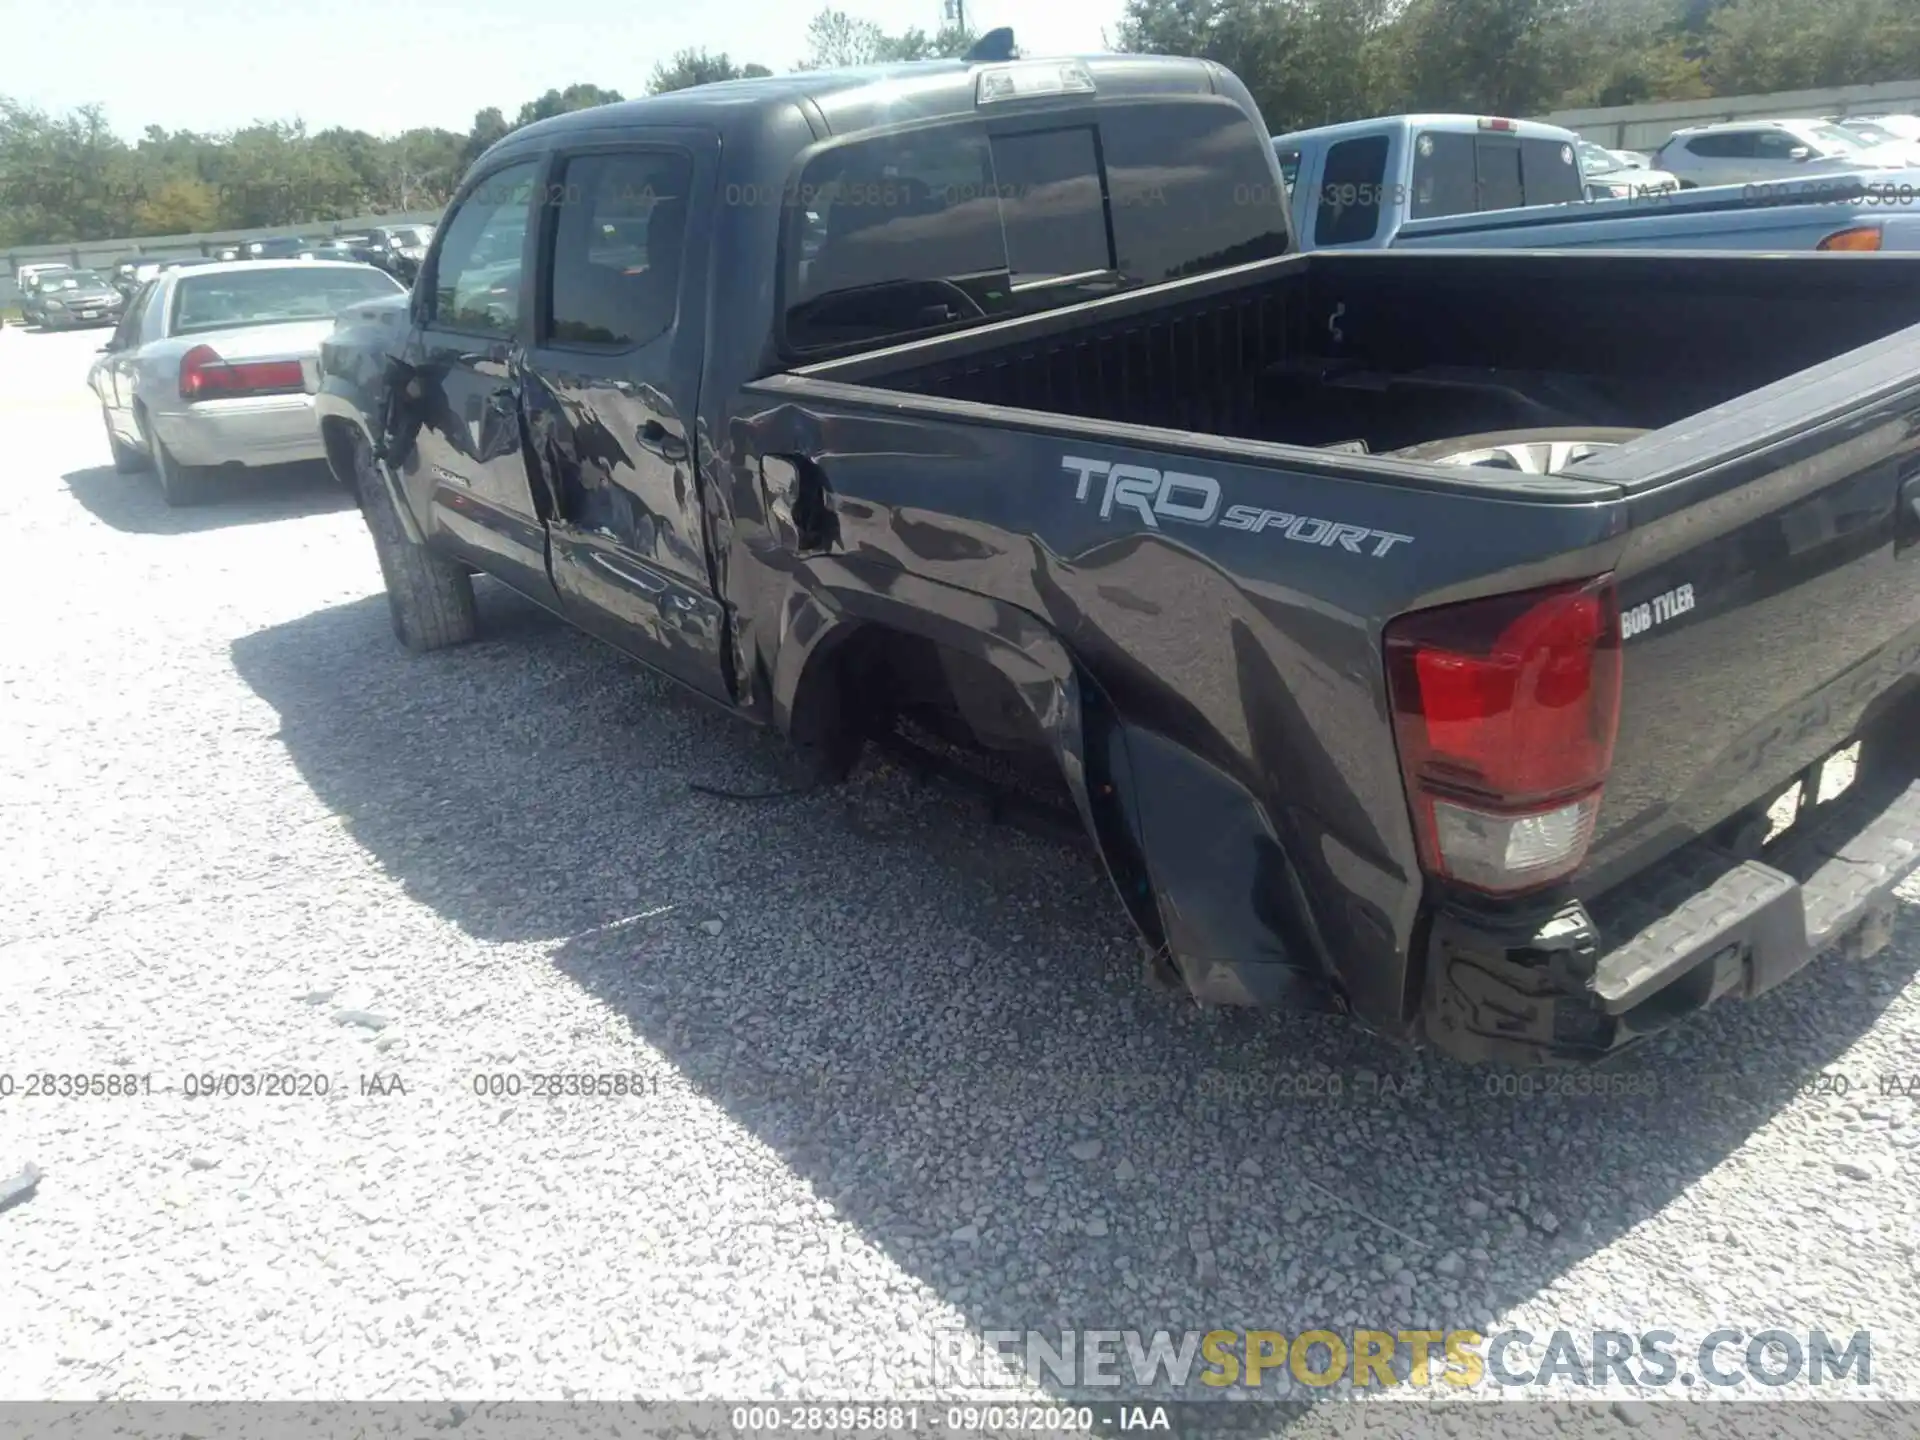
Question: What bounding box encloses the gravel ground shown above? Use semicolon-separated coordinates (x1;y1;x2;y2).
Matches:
2;323;1919;1429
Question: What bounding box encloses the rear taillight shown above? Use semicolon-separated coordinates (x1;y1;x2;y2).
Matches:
1477;117;1518;132
178;344;306;401
1384;577;1623;895
1817;224;1883;251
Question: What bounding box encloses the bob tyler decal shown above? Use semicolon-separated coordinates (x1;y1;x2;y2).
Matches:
1621;582;1695;639
1061;456;1413;557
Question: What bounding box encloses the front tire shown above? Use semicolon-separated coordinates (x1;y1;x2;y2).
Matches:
351;431;477;652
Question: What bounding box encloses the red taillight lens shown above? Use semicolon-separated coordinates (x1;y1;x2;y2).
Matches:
1477;117;1517;132
1384;577;1622;894
179;344;305;401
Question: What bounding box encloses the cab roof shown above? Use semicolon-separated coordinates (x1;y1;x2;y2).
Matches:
1270;113;1580;149
493;53;1228;151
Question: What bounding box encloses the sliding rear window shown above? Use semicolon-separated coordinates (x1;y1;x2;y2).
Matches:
1411;131;1584;219
782;100;1289;354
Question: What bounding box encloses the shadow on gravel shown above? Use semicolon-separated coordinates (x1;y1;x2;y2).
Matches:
63;461;352;535
232;589;1919;1407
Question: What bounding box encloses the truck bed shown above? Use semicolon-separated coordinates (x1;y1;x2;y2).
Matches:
1387;171;1920;253
742;246;1920;1060
783;249;1920;455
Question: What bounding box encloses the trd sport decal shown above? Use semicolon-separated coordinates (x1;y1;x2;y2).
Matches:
1061;456;1414;558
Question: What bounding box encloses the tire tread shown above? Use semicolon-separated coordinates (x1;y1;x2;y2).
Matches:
353;434;477;652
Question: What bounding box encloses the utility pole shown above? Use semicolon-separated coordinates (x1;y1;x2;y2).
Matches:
944;0;964;32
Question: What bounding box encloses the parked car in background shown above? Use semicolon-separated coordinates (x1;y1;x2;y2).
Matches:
243;235;318;260
1277;116;1920;252
1847;114;1920;142
1652;118;1911;186
366;223;433;254
24;269;124;329
1576;140;1678;198
297;239;367;263
112;254;212;296
14;262;74;303
88;259;406;505
356;224;434;283
1272;114;1587;245
111;257;151;295
1828;116;1920;165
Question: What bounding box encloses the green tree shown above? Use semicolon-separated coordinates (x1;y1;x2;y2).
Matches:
647;49;771;93
798;7;976;68
512;83;627;128
460;106;511;169
1703;0;1920;93
132;176;221;235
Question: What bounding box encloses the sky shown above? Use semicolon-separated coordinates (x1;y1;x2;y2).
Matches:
9;0;1132;140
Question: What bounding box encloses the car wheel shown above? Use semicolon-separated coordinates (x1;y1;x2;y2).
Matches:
351;429;477;652
144;421;207;506
102;408;148;474
1388;426;1648;473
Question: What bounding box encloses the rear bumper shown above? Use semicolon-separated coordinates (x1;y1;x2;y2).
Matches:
151;394;325;468
1421;712;1920;1067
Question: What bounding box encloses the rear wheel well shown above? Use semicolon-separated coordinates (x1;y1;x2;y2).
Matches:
789;620;1063;788
788;616;1179;975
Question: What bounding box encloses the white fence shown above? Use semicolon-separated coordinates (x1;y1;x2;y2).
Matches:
1539;78;1920;151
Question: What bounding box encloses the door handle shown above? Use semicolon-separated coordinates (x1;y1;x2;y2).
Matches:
588;550;668;594
637;420;689;464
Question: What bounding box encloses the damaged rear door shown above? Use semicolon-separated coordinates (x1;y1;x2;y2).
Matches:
519;132;731;703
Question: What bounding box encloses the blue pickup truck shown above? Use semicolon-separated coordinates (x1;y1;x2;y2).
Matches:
1272;113;1920;252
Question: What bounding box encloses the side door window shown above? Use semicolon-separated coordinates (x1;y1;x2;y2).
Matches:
1754;130;1803;164
1315;135;1389;245
544;149;693;349
426;161;540;335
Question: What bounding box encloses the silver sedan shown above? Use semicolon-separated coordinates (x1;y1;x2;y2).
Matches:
87;258;408;505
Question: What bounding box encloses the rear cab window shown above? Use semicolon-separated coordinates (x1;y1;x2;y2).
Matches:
782;98;1289;354
1410;130;1584;219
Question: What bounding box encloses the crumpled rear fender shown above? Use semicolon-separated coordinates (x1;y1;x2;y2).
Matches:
770;559;1340;1012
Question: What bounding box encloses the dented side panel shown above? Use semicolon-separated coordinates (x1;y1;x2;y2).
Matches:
717;394;1627;1034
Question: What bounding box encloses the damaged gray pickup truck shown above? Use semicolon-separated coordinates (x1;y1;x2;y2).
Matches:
313;42;1920;1067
